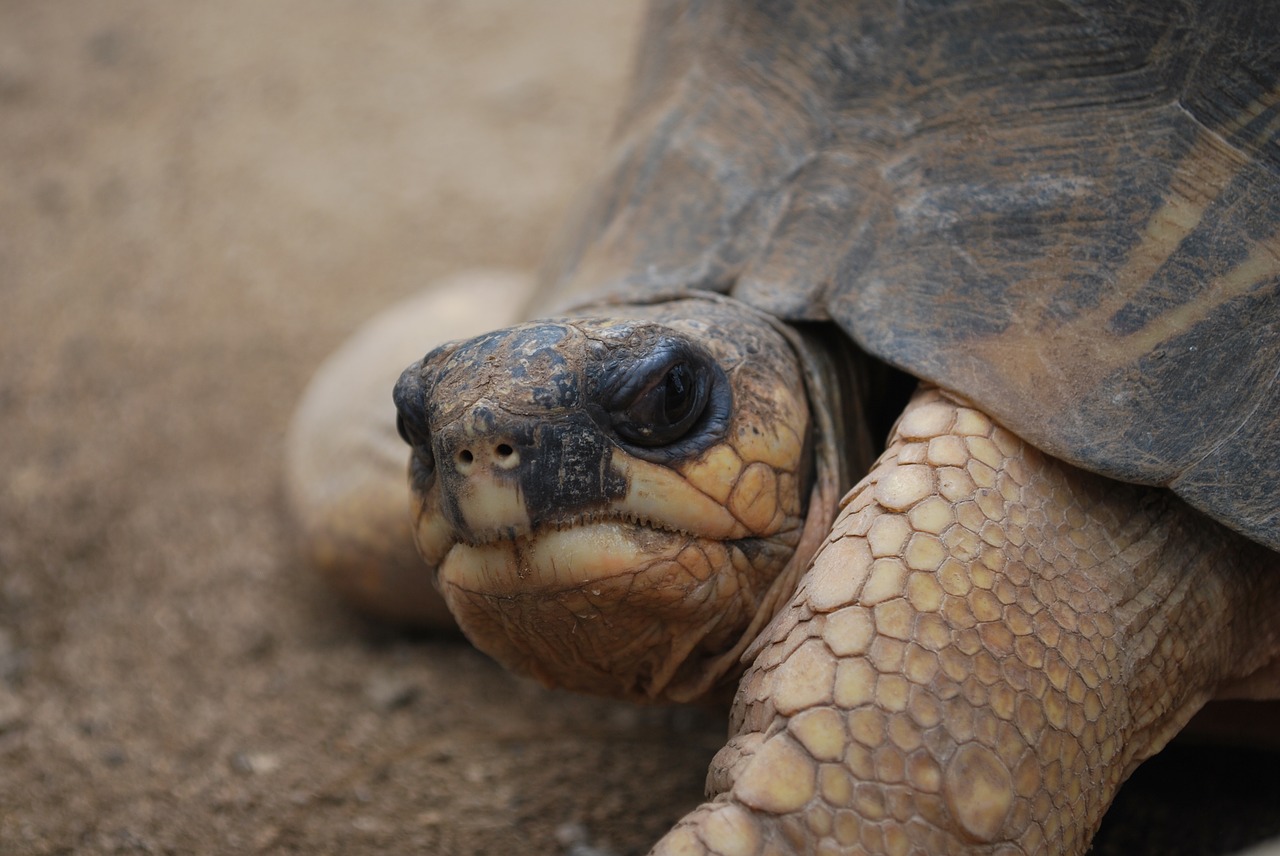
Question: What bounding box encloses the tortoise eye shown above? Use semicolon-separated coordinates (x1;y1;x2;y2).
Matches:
396;411;427;448
395;412;413;446
612;357;710;447
662;362;696;424
396;410;436;476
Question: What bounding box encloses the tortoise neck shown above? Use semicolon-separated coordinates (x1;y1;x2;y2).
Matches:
787;319;917;493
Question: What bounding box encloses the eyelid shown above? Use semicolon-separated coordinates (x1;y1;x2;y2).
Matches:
611;362;711;448
602;340;694;411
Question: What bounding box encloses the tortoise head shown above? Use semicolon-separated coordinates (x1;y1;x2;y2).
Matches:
392;297;822;702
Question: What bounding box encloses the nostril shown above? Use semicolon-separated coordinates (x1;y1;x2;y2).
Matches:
494;441;520;470
452;442;518;472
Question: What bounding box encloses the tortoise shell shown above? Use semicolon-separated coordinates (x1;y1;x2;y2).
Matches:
541;0;1280;550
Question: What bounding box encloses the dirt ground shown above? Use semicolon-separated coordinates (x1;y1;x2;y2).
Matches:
1;3;1278;855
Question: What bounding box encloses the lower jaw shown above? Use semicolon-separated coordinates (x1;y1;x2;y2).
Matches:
434;522;790;702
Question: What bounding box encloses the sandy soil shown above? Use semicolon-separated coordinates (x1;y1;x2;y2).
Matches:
1;3;1277;855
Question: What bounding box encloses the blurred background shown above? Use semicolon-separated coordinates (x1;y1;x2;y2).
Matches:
0;3;727;854
1;2;1277;854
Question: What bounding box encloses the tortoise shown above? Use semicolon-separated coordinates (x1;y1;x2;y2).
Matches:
286;0;1280;853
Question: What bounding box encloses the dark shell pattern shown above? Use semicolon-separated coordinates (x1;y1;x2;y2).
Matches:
542;0;1280;550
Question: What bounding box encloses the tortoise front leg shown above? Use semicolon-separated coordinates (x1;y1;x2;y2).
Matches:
653;388;1280;856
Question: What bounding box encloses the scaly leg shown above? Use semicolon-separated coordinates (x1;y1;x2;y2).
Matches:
653;387;1280;855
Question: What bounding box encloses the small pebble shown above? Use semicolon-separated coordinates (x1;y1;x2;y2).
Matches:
229;751;280;775
555;822;587;847
365;675;421;712
555;822;618;856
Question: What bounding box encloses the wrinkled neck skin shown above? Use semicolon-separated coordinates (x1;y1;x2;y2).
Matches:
723;309;880;678
694;311;863;695
400;291;865;704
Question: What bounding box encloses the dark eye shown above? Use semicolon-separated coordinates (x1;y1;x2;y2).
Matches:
395;412;412;446
393;362;440;480
396;411;425;448
612;358;710;447
662;362;695;423
395;410;436;478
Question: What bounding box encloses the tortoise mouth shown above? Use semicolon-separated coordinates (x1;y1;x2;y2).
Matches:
449;508;702;550
434;517;800;702
436;517;714;596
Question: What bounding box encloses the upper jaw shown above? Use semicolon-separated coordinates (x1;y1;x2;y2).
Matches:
452;440;754;542
446;508;694;550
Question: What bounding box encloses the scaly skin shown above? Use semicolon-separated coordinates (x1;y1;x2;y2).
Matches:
650;388;1280;856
